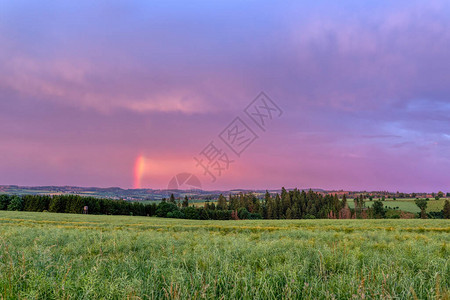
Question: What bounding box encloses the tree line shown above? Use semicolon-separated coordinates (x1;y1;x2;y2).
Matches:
1;188;449;220
0;194;156;216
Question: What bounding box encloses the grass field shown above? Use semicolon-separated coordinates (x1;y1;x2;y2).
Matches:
191;198;448;213
1;211;449;299
347;199;447;213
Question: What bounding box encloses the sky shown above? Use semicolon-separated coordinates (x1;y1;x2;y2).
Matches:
0;0;449;192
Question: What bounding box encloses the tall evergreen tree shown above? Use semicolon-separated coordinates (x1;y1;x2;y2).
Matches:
286;208;292;219
264;191;271;205
49;196;63;213
341;194;347;209
217;194;227;210
442;200;450;219
182;196;189;208
291;203;300;219
275;194;282;219
281;187;291;217
266;197;274;219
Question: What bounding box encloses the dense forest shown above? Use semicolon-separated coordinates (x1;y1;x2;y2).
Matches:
1;188;449;219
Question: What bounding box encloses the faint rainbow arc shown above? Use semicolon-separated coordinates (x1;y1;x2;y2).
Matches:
133;155;146;189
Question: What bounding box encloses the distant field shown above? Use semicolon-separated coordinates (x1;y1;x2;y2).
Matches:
0;211;448;299
348;198;447;213
193;198;448;213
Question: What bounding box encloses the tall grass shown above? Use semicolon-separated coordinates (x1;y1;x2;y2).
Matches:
1;211;449;299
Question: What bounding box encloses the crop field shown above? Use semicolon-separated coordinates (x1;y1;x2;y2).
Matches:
0;211;449;299
347;199;447;213
191;198;448;214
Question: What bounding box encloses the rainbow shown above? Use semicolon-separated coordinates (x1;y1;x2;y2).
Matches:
133;154;146;189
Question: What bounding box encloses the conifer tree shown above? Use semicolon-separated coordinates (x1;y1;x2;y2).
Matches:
275;194;282;219
281;187;291;217
182;196;189;208
286;208;292;219
341;194;347;209
442;200;450;219
49;196;63;213
264;191;271;205
217;194;227;210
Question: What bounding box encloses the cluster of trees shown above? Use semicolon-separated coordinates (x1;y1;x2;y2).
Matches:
170;190;404;220
155;201;235;220
415;198;450;219
0;194;235;220
0;194;155;216
1;189;449;220
235;188;344;219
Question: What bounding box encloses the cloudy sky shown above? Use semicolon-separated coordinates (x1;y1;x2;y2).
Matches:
1;0;449;192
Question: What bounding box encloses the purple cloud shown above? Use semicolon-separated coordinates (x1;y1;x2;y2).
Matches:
0;0;449;192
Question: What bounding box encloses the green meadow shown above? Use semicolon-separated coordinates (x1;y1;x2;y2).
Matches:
1;211;449;299
345;198;446;214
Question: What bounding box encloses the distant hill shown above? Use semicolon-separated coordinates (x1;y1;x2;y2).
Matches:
0;185;325;201
0;185;440;201
0;185;269;201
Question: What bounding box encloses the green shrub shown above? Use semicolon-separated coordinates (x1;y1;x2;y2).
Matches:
155;202;179;217
7;196;23;211
237;207;249;219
